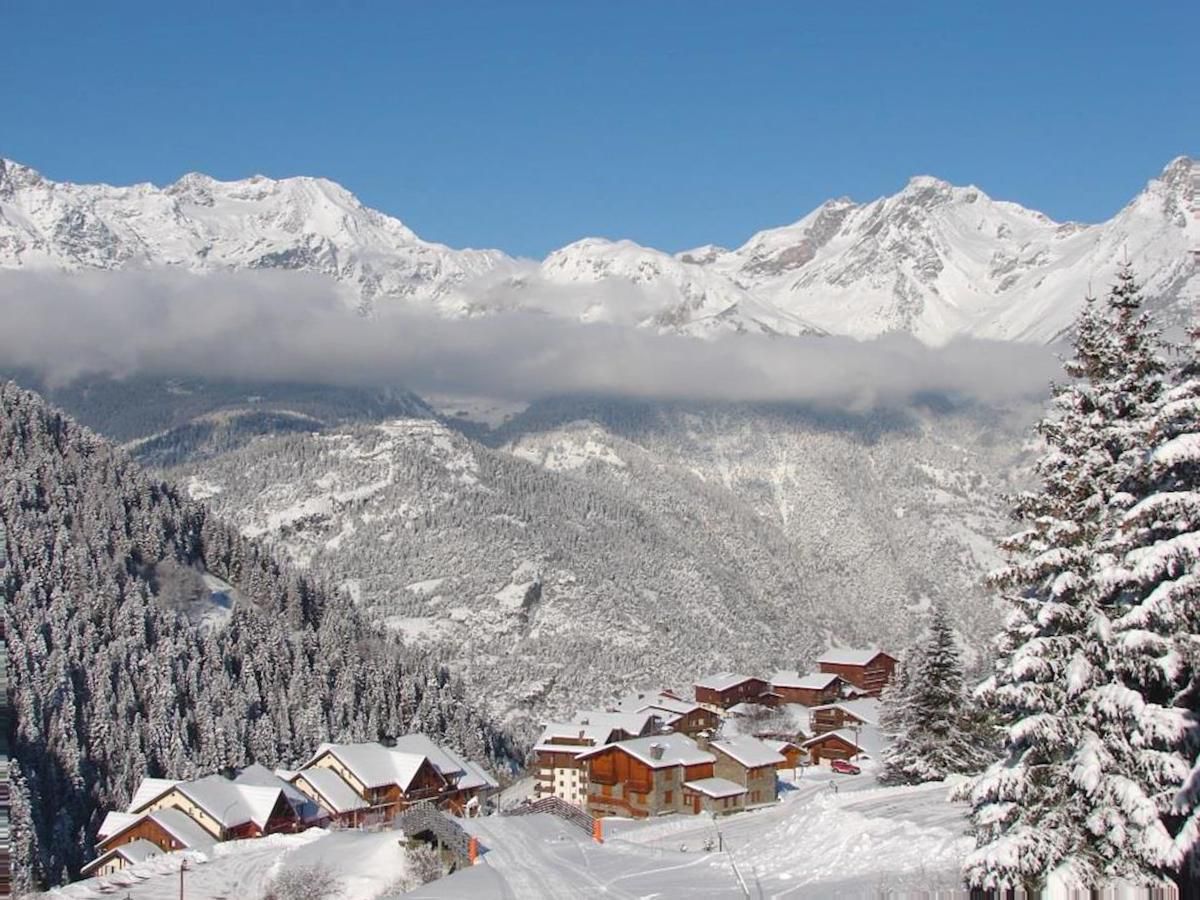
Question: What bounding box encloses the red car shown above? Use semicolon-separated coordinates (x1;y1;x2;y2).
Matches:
830;759;861;775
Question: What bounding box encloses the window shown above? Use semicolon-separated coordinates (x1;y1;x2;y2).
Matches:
602;784;612;797
664;790;673;804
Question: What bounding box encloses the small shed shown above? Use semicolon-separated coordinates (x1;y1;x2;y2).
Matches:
682;777;748;816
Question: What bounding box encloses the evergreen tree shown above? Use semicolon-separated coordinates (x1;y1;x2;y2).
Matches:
963;266;1168;890
879;603;993;785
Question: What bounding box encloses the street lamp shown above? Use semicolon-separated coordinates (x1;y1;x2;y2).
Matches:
179;858;189;900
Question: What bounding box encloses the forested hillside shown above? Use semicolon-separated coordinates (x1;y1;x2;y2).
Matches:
0;382;507;892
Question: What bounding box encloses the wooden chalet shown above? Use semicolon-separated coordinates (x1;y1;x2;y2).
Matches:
681;777;748;816
128;772;300;840
580;734;716;819
533;711;659;807
709;735;784;807
802;726;884;766
79;839;163;878
92;807;215;866
693;673;770;710
762;739;806;771
290;766;369;827
611;690;719;737
816;649;897;697
809;698;880;736
391;733;500;815
769;670;846;707
301;742;448;824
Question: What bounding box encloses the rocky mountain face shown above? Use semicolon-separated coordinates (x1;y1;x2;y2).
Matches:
688;157;1199;343
2;156;1194;342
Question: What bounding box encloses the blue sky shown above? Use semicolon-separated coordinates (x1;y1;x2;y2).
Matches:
5;2;1195;258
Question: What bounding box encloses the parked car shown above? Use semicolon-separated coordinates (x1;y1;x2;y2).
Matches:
830;759;861;775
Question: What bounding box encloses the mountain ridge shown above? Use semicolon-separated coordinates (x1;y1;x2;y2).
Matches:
1;156;1195;343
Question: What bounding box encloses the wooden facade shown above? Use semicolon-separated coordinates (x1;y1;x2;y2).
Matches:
585;746;714;819
803;732;860;765
99;817;190;856
770;676;845;707
817;653;896;697
694;677;769;710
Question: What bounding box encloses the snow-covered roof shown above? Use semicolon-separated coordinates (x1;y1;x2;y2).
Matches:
810;698;881;726
710;735;787;769
683;777;748;799
388;735;496;792
127;776;181;813
694;672;759;692
539;710;657;748
390;734;466;779
817;647;892;667
611;690;700;718
762;738;801;751
98;810;138;840
770;671;841;690
82;838;164;875
306;742;435;791
293;766;368;814
802;726;885;757
458;759;500;792
177;774;285;830
121;807;216;849
579;734;714;769
117;839;163;864
234;763;323;823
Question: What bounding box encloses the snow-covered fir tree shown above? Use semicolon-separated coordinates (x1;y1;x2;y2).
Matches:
963;265;1175;890
0;382;511;891
879;603;993;785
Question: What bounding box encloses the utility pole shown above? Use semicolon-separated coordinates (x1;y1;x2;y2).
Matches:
179;858;188;900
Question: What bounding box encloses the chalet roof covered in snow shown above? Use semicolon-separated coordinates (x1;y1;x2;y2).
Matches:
810;698;881;726
388;733;497;791
683;777;748;799
307;742;435;791
803;725;886;757
817;647;891;667
234;763;324;823
293;766;367;814
81;838;164;875
127;776;182;813
611;690;700;718
98;810;138;839
178;774;287;830
458;759;500;792
710;735;787;769
580;734;714;769
770;671;841;690
694;672;759;692
539;710;657;748
107;807;215;850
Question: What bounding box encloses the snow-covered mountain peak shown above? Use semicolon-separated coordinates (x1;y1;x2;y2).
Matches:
0;158;45;197
0;156;1194;344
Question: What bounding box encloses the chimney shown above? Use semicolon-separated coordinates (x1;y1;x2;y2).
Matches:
650;743;664;761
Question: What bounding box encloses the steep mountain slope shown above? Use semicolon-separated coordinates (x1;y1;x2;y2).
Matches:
3;156;1194;342
164;417;831;734
0;382;506;891
157;395;1030;741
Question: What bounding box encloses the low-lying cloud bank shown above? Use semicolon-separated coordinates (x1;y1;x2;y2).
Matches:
0;269;1060;408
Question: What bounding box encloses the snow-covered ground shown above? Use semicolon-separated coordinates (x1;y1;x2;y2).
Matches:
47;829;415;900
410;771;971;899
49;772;970;899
